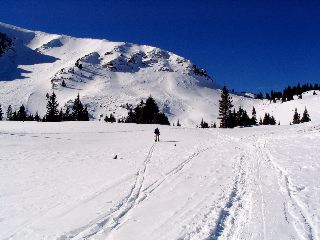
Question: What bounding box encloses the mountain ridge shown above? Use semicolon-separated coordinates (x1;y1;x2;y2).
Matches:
0;22;319;126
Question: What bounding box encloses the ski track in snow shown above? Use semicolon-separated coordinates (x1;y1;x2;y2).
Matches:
257;139;316;240
206;153;248;240
58;142;216;240
57;143;157;240
255;143;268;240
54;137;221;240
177;137;252;240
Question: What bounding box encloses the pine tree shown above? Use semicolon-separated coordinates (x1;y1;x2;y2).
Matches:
34;112;41;122
71;94;89;121
218;85;233;128
227;109;236;128
251;107;257;125
45;92;60;122
6;105;12;120
58;108;64;121
155;112;170;125
177;119;181;127
81;107;89;121
125;96;169;125
27;114;34;121
263;113;270;125
301;107;311;123
104;113;116;123
292;108;300;124
262;113;276;125
61;80;66;87
213;122;217;128
11;111;18;121
259;117;263;125
235;107;251;127
0;104;3;120
109;113;116;123
270;115;276;125
72;93;84;121
17;104;27;121
143;96;159;124
63;107;73;121
200;118;209;128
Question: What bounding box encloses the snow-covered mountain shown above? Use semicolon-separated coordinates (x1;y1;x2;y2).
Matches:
0;22;319;126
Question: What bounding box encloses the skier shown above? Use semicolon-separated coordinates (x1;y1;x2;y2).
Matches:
154;127;160;142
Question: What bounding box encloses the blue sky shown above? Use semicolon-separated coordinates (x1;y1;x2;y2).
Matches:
1;0;320;93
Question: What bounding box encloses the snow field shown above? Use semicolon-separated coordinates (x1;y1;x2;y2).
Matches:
0;122;319;240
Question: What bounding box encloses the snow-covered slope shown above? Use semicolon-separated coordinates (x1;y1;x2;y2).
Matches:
0;121;319;240
0;22;217;125
0;22;319;126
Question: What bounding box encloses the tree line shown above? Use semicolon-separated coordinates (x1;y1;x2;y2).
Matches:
256;82;319;102
0;94;170;125
211;85;311;129
216;86;261;128
0;92;89;122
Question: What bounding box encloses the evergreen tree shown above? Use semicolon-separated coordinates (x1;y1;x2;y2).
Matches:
263;113;269;125
251;107;257;125
262;113;276;125
6;105;12;120
143;96;159;124
227;109;236;128
58;108;64;122
155;112;170;125
125;108;136;123
17;104;27;121
71;93;89;121
292;108;300;124
218;85;233;128
235;107;251;127
301;107;311;123
213;122;217;128
125;96;169;125
177;119;181;127
34;112;41;122
63;107;73;121
109;113;116;123
72;93;84;121
61;80;66;87
0;104;3;120
81;107;89;121
256;92;263;99
265;93;271;100
11;111;17;121
26;114;34;121
105;113;116;123
45;92;60;122
200;118;209;128
259;117;263;125
270;115;276;125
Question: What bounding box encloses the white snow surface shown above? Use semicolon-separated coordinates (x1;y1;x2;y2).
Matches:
0;121;319;240
1;22;319;126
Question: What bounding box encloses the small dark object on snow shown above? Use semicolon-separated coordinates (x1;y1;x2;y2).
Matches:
174;144;176;146
113;155;118;159
154;128;160;142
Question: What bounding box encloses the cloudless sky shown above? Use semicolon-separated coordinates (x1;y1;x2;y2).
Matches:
1;0;320;92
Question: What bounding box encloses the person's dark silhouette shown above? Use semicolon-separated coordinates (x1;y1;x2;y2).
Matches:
154;128;160;142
